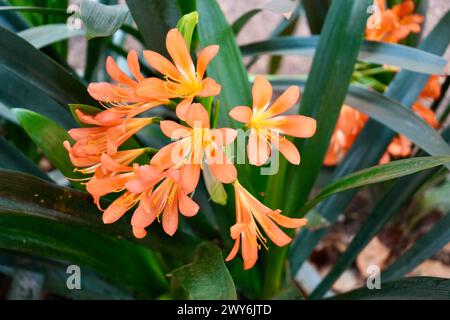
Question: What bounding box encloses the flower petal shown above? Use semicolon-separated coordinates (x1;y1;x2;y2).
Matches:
106;56;137;88
150;142;177;170
185;103;210;129
252;76;272;112
127;50;144;82
175;98;193;121
178;191;199;217
143;50;182;81
267;85;300;116
271;115;317;138
102;192;137;224
206;147;237;183
267;210;308;228
162;198;178;236
197;45;219;79
180;163;201;194
199;78;221;97
166;28;195;78
229;106;252;124
270;135;301;165
160;120;191;139
247;130;270;166
136;77;174;100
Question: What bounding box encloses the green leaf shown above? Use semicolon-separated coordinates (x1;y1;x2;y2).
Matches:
263;0;372;299
0;170;200;261
170;242;237;300
331;277;450;300
0;66;76;129
240;36;449;75
80;0;129;39
289;9;450;277
126;0;181;55
0;25;96;107
0;250;134;299
231;9;261;35
18;24;84;49
301;156;450;216
13;108;84;185
382;212;450;282
302;0;330;34
0;136;50;181
197;0;252;128
176;11;198;50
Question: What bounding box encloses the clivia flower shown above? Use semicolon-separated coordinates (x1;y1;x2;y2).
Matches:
366;0;423;43
324;105;368;166
136;28;221;120
229;76;316;166
64;109;155;158
151;103;237;193
225;180;308;270
144;166;200;236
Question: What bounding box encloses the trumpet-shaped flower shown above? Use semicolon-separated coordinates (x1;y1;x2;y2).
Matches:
229;76;316;166
64;142;146;177
65;109;154;158
366;0;423;43
225;180;308;270
145;167;200;236
151;103;237;193
86;164;165;238
136;28;221;120
324;105;368;166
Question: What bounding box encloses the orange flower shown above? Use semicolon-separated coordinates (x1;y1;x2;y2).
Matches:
136;28;221;120
145;167;200;236
225;180;307;269
366;0;423;43
64;143;146;176
88;50;167;113
382;77;441;162
65;109;154;158
324;105;368;166
87;164;166;238
420;75;441;101
151;103;237;193
229;76;316;166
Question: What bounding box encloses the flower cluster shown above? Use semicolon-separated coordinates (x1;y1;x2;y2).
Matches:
64;28;316;269
324;0;440;166
366;0;423;43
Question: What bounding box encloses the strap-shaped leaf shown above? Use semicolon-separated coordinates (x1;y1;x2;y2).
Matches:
18;24;84;49
0;26;95;106
0;170;200;260
13;108;84;184
301;156;450;216
331;277;450;300
0;136;50;181
241;36;449;75
126;0;181;56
